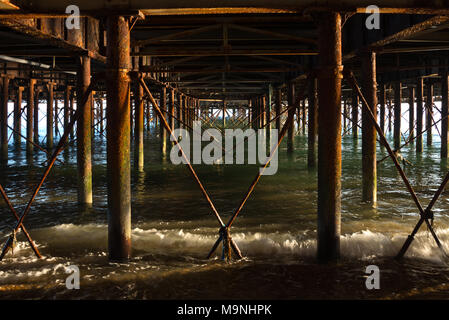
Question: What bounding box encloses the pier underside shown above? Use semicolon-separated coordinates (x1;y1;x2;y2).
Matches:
1;0;449;300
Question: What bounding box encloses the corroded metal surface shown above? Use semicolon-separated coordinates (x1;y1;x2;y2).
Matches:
106;16;131;262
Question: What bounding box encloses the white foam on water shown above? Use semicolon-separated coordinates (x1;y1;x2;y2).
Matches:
1;223;449;284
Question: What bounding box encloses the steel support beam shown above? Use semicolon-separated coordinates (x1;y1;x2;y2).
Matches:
46;82;54;149
361;51;377;204
394;82;402;150
442;72;449;158
317;11;342;263
307;77;318;169
76;56;93;206
416;78;424;153
106;16;131;262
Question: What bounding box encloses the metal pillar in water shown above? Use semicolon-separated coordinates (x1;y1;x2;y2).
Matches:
317;11;342;263
134;82;144;171
1;76;9;159
416;78;423;153
307;77;318;169
409;87;415;143
76;55;93;206
26;79;35;157
46;82;54;150
287;82;294;153
106;15;131;261
14;86;23;147
160;86;167;155
426;82;433;147
361;51;377;205
442;71;449;159
393;82;402;150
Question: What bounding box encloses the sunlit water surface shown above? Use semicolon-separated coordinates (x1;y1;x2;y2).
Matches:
1;126;449;299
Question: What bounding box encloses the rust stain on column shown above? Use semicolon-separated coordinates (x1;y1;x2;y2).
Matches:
160;86;167;155
33;86;40;144
379;84;386;134
26;79;35;157
106;15;131;261
177;92;182;128
134;82;144;171
1;77;9;159
361;51;377;204
393;82;402;150
77;55;93;206
416;78;423;153
287;82;295;153
442;71;449;158
307;77;318;169
426;82;433;147
46;82;54;150
317;11;342;263
275;88;281;131
64;86;71;136
169;88;175;136
352;91;359;140
14;86;23;147
409;87;415;143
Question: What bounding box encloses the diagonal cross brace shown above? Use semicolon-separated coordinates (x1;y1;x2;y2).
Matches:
0;78;96;261
344;69;447;259
0;184;41;259
137;76;243;260
206;83;306;260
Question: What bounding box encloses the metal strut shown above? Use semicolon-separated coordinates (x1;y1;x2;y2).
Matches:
0;77;97;261
344;69;448;260
137;75;243;261
206;82;305;260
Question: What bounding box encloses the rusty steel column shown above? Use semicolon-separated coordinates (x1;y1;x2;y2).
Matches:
409;87;415;143
416;78;424;153
317;11;342;263
26;79;35;157
106;15;131;261
14;86;23;147
442;71;449;158
169;88;175;134
46;83;54;150
302;97;307;135
388;96;393;134
33;86;40;144
361;52;377;204
160;86;167;155
134;82;144;171
64;86;71;136
54;96;59;139
393;82;402;150
223;100;226;128
426;82;433;147
379;84;386;134
177;93;182;128
275;88;281;131
308;77;318;169
352;91;359;139
261;95;267;133
287;82;295;153
1;77;9;158
77;56;93;206
69;91;75;140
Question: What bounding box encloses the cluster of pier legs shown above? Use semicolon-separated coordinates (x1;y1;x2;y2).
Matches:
1;12;449;263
